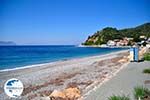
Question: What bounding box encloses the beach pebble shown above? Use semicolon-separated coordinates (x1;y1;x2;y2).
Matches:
64;87;81;99
49;90;66;99
32;96;50;100
49;87;81;100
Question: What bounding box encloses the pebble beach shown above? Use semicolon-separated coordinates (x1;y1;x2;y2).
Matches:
0;50;130;100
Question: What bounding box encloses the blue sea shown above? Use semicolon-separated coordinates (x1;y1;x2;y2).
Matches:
0;45;127;71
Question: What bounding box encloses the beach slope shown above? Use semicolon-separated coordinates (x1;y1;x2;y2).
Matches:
0;50;129;100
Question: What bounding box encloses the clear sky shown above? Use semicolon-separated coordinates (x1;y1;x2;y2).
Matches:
0;0;150;45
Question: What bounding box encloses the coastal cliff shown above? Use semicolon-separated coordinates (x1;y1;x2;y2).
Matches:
83;23;150;46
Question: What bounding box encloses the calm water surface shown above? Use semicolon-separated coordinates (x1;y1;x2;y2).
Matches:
0;45;127;70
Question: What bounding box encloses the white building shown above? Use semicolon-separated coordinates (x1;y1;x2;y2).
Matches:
107;40;116;46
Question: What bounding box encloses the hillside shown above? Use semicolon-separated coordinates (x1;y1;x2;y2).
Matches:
83;23;150;45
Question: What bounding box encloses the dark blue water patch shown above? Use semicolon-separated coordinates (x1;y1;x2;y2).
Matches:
0;45;128;70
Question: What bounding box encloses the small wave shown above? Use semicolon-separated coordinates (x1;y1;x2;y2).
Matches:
0;63;51;72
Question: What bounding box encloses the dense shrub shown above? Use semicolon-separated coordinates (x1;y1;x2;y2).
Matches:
144;53;150;61
143;68;150;74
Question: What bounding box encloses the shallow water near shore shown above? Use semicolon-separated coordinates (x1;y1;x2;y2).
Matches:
0;45;128;71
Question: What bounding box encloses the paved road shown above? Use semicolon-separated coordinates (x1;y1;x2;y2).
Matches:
85;61;150;100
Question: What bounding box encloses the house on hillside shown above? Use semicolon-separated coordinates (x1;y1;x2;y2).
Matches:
107;40;116;46
116;38;129;46
140;35;146;39
107;38;130;47
125;37;133;41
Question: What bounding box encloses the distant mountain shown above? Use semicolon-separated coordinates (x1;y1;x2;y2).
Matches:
83;22;150;45
0;41;16;46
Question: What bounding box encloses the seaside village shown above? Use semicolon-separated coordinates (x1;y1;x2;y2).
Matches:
1;35;150;100
105;36;150;47
1;0;150;99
